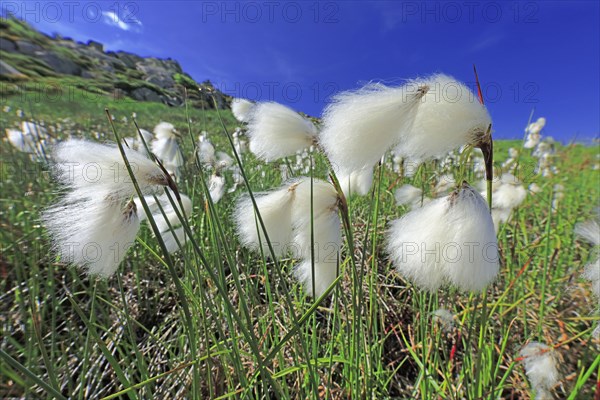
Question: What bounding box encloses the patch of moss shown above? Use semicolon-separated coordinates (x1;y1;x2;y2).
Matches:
0;17;50;46
173;73;198;89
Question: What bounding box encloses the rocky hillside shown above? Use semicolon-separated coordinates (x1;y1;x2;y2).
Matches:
0;17;229;108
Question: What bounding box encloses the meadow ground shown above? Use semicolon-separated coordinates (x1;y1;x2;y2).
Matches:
1;88;599;399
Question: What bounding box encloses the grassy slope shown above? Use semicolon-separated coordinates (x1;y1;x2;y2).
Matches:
1;17;225;110
1;91;599;399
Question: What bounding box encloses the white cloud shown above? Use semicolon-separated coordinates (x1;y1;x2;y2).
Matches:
102;11;142;32
470;33;505;53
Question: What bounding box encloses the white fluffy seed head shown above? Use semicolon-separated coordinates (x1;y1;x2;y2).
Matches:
583;258;600;301
215;151;234;170
293;239;340;298
231;98;255;123
291;178;339;223
247;102;317;161
151;122;183;171
585;258;600;337
133;195;159;221
138;128;154;144
528;183;542;194
151;137;183;168
127;129;154;153
524;133;541;149
435;174;456;196
491;207;513;233
21;121;48;138
52;139;168;201
161;227;186;254
443;184;499;291
489;175;527;210
235;183;296;258
43;196;141;277
576;215;600;323
526;117;546;135
480;174;527;232
386;195;449;290
152;193;193;253
432;309;456;332
290;179;341;297
519;342;560;398
320;82;425;175
575;219;600;246
394;74;492;162
153;122;177;139
337;167;374;198
208;174;226;203
6;128;38;153
387;182;499;292
394;184;424;208
197;140;216;165
234;178;341;296
151;192;192;231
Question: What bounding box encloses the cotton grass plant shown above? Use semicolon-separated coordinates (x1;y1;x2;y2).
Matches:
42;139;171;276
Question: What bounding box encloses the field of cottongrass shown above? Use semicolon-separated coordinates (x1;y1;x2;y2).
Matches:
1;78;599;399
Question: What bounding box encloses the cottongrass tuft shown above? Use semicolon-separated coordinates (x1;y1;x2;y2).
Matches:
575;214;600;336
337;167;374;198
386;182;499;292
208;174;226;203
574;218;600;247
6;121;49;152
387;190;449;291
124;128;153;153
235;182;297;258
319;81;426;175
151;192;193;253
43;139;169;277
524;117;546;149
434;173;456;196
528;183;543;194
197;140;216;165
246;102;318;161
290;179;341;297
52;139;168;200
151;122;183;176
482;173;527;232
43;195;141;277
519;342;560;400
5;123;48;159
583;258;600;306
394;74;492;162
432;309;455;332
235;178;341;297
394;184;428;209
231;98;255;123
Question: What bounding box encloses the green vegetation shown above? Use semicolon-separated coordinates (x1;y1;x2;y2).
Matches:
0;17;229;109
0;17;50;45
1;91;598;399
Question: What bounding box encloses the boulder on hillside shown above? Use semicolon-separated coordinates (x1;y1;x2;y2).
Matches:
38;52;81;75
0;37;17;52
112;51;143;69
130;87;162;102
146;74;175;89
0;60;25;78
16;40;42;55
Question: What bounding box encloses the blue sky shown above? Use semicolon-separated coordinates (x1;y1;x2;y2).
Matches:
4;1;599;142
